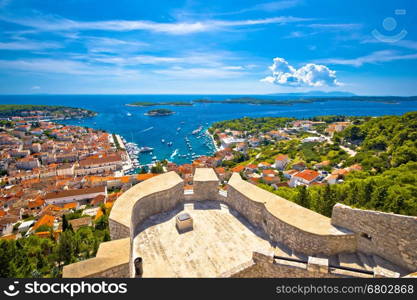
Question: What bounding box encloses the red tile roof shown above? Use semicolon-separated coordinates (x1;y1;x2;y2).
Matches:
33;214;55;231
294;170;320;182
231;165;245;173
44;186;105;200
275;154;289;161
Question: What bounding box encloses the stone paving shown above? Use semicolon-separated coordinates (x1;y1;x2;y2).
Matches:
133;201;273;277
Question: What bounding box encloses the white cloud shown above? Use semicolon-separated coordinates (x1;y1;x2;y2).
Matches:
315;50;417;67
0;13;310;35
0;40;62;50
173;1;303;18
362;38;417;51
31;85;40;90
305;23;362;30
262;57;341;87
93;55;180;65
153;66;244;79
0;58;139;77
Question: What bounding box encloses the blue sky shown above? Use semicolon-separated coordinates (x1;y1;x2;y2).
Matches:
0;0;416;95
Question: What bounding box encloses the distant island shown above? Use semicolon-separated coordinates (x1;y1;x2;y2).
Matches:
193;96;417;105
145;108;175;116
128;95;417;108
128;101;193;107
0;104;96;120
194;97;313;105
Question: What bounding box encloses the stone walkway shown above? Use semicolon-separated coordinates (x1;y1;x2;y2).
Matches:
133;201;273;277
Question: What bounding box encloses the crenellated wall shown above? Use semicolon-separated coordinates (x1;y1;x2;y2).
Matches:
225;173;357;256
62;238;130;278
63;169;416;278
331;204;417;272
192;168;220;201
109;171;184;240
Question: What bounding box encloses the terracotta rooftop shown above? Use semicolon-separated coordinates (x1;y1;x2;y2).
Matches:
275;154;289;161
69;217;92;231
44;186;105;200
78;154;122;167
294;170;320;182
33;214;55;231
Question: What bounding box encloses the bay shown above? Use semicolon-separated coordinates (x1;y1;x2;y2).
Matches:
1;94;416;165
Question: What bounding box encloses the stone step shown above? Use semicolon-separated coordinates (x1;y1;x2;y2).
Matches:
338;253;364;270
357;252;376;271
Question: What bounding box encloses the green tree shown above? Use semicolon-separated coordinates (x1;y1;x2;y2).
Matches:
294;185;310;209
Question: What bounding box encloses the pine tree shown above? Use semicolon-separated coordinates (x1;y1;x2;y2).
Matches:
62;215;69;231
294;185;310;209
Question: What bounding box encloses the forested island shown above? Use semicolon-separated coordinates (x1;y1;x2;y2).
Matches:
129;96;417;108
0;104;96;119
195;96;417;105
128;101;193;107
145;108;175;116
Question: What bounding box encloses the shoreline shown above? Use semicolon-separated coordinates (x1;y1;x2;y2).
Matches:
207;130;220;152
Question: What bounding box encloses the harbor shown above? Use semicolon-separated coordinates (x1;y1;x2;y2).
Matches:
114;123;217;174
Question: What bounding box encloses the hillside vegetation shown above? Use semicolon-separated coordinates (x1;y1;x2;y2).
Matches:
283;112;417;216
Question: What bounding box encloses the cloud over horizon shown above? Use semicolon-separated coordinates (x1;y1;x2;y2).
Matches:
262;57;341;87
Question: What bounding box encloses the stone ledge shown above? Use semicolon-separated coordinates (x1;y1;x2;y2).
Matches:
193;168;219;182
228;172;349;236
63;238;130;278
109;171;183;228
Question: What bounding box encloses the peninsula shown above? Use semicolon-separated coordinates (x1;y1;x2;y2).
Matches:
0;104;96;120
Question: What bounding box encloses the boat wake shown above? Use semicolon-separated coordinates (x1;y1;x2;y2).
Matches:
170;149;179;159
140;126;154;133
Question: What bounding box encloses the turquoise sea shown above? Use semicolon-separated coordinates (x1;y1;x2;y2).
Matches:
1;94;417;165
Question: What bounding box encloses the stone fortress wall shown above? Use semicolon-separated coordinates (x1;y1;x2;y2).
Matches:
63;168;417;278
331;204;417;272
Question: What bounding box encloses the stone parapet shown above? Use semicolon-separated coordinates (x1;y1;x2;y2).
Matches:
63;238;130;278
225;173;356;256
331;203;417;272
192;168;219;201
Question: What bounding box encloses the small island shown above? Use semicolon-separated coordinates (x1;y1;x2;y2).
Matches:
128;101;193;107
145;108;175;116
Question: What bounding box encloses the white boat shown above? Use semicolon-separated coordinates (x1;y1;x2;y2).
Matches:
192;126;203;135
152;156;157;160
139;146;154;153
127;112;132;117
161;139;165;143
